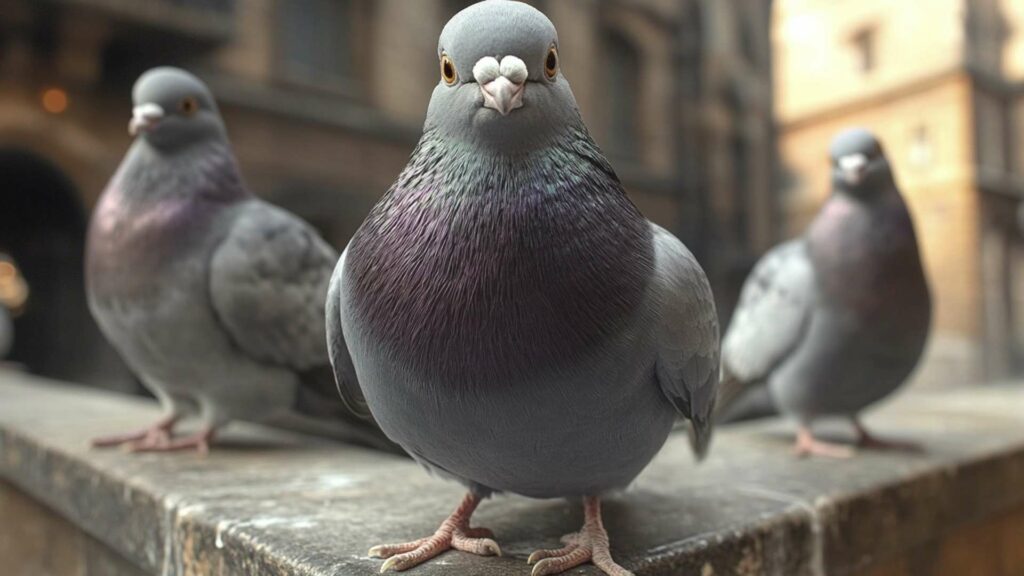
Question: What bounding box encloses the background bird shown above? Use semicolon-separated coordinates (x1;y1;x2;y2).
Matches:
327;2;720;575
86;67;394;454
717;128;931;458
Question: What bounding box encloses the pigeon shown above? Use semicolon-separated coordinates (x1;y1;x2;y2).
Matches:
326;2;720;574
86;67;394;454
718;128;931;457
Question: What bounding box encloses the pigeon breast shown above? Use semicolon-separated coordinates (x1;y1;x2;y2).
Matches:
345;128;654;392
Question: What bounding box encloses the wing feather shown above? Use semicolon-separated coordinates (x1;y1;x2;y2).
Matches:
717;239;816;418
209;201;337;372
650;224;721;459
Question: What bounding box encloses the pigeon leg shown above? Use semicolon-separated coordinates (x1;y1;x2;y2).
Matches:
370;492;500;572
91;414;179;448
853;419;922;453
794;426;855;459
528;496;633;576
129;425;216;455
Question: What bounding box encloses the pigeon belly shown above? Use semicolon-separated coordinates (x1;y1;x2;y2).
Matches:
86;190;234;392
771;195;931;419
342;183;676;497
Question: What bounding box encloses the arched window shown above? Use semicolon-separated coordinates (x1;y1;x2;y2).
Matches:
0;149;123;385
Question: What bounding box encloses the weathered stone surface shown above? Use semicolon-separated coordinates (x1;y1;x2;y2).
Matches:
0;480;147;576
0;369;1022;575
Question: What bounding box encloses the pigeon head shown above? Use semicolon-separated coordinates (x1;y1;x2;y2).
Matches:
129;67;226;151
829;128;893;195
427;1;581;152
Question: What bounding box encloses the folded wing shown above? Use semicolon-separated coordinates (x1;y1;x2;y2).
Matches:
650;224;721;459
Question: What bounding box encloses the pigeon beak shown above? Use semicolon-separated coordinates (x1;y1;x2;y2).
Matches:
481;76;525;116
129;103;165;136
838;153;868;185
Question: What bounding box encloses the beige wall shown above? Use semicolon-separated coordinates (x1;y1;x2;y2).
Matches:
1002;0;1024;80
774;0;967;123
780;77;980;337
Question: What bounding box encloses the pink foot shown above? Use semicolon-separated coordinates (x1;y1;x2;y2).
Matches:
370;492;500;572
794;426;855;459
91;416;178;449
128;427;215;455
854;421;922;453
528;497;633;576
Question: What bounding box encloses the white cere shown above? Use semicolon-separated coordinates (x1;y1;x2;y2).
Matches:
473;57;501;84
499;55;528;84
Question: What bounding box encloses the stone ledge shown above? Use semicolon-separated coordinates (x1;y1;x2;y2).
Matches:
0;369;1023;576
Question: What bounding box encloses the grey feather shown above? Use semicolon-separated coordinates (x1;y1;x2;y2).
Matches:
716;240;814;422
718;128;931;425
651;224;720;458
325;248;372;419
87;67;394;450
209;202;336;371
329;1;719;499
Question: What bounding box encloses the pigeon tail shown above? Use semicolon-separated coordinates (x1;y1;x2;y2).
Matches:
713;370;779;425
688;415;713;462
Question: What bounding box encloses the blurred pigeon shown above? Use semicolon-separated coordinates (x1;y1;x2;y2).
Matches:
86;67;394;454
0;305;11;360
326;3;719;575
718;128;931;457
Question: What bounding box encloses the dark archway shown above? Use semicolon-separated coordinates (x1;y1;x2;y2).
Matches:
0;148;128;387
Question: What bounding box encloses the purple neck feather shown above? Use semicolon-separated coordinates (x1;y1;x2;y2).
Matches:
347;127;655;386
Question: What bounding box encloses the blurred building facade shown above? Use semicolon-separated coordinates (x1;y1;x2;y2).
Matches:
774;0;1024;383
0;0;776;388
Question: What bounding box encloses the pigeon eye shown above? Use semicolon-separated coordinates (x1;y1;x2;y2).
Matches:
440;53;458;86
179;96;199;116
544;46;559;80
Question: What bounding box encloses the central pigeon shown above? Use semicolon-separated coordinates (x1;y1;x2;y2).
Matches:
718;128;931;457
326;2;720;575
86;67;394;454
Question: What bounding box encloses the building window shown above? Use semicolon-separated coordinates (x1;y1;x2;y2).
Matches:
277;0;356;91
849;26;877;74
604;30;641;159
909;124;933;168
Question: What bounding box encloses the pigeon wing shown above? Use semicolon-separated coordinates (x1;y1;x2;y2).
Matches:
650;224;721;459
718;239;816;417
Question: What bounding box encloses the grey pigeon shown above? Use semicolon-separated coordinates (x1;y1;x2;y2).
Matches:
86;67;393;454
326;2;719;574
718;128;931;457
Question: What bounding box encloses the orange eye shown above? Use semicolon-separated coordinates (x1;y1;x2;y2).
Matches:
544;45;559;80
440;53;458;86
179;96;199;116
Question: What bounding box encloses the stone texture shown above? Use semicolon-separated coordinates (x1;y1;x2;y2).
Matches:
0;370;1023;576
1;480;146;576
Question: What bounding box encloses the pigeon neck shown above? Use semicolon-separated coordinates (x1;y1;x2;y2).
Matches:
116;138;249;206
399;126;629;203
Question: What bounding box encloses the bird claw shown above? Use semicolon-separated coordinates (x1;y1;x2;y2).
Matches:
91;417;178;449
371;526;500;573
794;432;855;459
528;532;631;576
528;497;632;576
126;428;213;455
